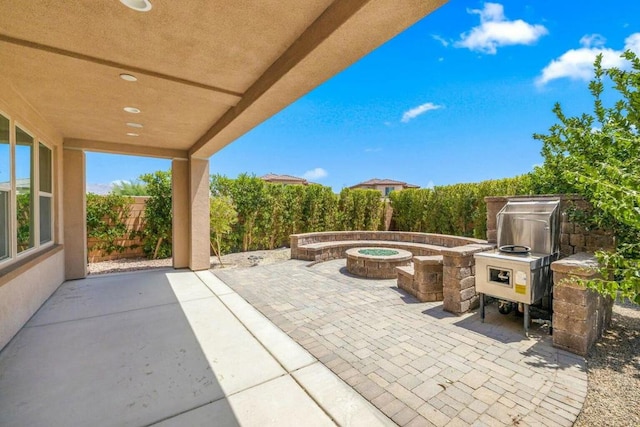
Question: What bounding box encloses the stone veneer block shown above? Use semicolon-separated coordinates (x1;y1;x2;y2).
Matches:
441;244;494;315
551;252;613;356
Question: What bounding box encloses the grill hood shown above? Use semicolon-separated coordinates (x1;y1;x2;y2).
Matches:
496;199;561;254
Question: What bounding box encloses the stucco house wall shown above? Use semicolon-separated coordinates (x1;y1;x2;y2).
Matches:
0;79;66;350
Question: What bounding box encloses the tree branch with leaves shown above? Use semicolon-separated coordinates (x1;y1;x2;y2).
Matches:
533;50;640;304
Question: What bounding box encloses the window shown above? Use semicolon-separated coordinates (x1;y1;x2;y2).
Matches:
39;143;53;244
16;126;34;253
0;112;55;266
0;115;9;261
384;187;394;196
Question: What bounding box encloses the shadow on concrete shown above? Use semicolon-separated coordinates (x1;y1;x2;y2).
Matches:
421;304;459;319
389;286;423;304
0;270;239;427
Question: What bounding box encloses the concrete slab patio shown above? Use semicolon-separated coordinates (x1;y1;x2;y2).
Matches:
214;259;589;427
0;269;392;427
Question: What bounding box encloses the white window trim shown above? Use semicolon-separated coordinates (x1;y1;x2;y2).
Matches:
0;113;56;269
38;141;54;247
14;122;37;257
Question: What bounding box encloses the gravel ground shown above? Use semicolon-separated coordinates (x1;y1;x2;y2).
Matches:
87;247;291;275
574;301;640;427
88;249;640;425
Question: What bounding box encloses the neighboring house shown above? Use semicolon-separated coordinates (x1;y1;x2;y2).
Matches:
260;173;308;185
350;178;420;197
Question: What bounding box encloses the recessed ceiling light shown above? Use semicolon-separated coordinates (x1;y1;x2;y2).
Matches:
126;133;139;137
119;73;137;82
126;122;143;128
119;0;152;12
123;107;141;114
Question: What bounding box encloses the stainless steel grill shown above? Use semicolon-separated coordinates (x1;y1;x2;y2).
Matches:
474;198;561;334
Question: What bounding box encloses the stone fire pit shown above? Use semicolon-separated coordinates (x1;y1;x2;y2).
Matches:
345;247;412;279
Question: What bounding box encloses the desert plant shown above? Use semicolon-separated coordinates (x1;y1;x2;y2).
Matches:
209;196;238;265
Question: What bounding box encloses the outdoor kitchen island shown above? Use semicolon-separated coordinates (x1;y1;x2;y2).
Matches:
474;198;561;335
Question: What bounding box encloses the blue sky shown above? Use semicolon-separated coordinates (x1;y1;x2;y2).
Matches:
87;0;640;193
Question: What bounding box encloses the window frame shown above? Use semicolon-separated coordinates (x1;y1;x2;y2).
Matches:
0;111;56;269
0;110;12;262
14;123;36;255
38;141;54;246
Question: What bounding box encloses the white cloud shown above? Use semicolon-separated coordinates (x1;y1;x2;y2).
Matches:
455;3;548;54
537;33;640;85
579;34;606;48
425;180;435;189
303;167;328;180
401;102;443;123
432;34;450;47
86;183;113;194
625;33;640;55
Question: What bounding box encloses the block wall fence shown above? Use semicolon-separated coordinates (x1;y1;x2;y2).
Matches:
87;196;148;262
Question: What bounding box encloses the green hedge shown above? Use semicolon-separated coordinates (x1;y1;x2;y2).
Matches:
87;172;537;260
210;174;384;253
389;175;534;239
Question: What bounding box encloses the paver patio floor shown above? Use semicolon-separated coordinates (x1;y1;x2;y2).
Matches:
215;259;588;427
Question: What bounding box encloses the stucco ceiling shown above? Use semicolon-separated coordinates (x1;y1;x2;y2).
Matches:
0;0;446;159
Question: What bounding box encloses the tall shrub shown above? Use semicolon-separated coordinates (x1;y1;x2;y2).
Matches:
211;174;267;252
389;175;533;238
303;184;338;232
86;192;133;256
139;170;172;259
337;188;384;231
210;196;238;264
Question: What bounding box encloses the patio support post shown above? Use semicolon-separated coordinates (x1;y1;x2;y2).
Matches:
62;148;87;280
188;157;210;270
171;157;210;271
172;159;189;269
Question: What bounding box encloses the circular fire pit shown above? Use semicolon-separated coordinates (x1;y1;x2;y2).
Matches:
346;247;413;279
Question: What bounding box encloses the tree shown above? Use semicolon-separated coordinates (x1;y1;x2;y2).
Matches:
139;170;172;259
209;196;237;265
111;180;148;196
533;51;640;305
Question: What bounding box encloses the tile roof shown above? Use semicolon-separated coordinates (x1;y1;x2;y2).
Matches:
350;178;419;188
260;173;308;183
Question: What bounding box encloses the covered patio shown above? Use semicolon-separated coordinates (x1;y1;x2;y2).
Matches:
0;0;447;349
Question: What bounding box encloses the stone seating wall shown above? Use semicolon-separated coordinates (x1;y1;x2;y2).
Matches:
291;231;494;310
290;231;487;262
397;255;444;302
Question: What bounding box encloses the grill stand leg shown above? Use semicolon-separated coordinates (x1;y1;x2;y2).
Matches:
480;293;485;323
524;303;530;337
